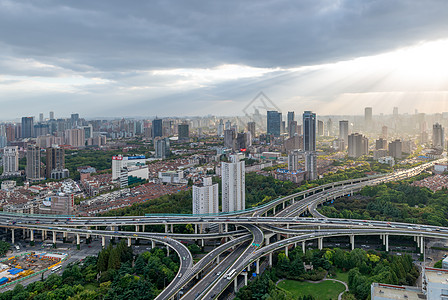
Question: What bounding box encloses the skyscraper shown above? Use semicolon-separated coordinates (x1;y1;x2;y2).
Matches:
21;117;34;138
192;177;219;215
388;139;403;159
65;128;85;147
267;111;281;137
217;119;224;137
49;111;55;120
433;123;444;149
46;146;65;179
317;120;324;136
339;120;349;148
287;111;295;131
39;113;44;123
289;121;297;137
221;155;245;213
70;113;80;128
152;118;163;138
2;146;19;176
224;129;236;149
365;107;373;129
26;144;43;182
303;111;316;151
247;122;256;139
288;150;301;172
178;123;190;141
305;152;317;181
382;126;388;140
154;137;170;159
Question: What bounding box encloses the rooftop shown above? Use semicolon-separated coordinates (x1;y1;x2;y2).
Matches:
371;283;425;300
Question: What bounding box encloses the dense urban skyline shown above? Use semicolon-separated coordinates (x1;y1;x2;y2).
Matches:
1;0;448;119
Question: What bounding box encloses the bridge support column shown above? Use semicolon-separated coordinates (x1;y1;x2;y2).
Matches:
416;235;420;248
171;224;174;233
318;238;323;250
244;272;248;286
152;240;155;248
200;224;203;234
23;228;26;237
166;246;170;256
302;241;306;254
273;207;276;215
53;231;57;248
30;230;34;246
142;224;145;232
165;224;168;233
420;236;424;254
102;236;105;248
42;230;47;241
135;225;139;232
350;235;355;250
127;238;131;247
256;259;260;274
269;253;273;266
76;234;80;250
225;223;228;232
283;202;286;209
265;236;270;245
216;254;220;264
385;234;389;252
11;229;14;245
201;239;204;247
234;277;238;292
285;245;288;257
194;224;198;234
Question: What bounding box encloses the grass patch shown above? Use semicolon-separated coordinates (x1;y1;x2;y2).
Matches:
334;270;349;283
278;279;345;300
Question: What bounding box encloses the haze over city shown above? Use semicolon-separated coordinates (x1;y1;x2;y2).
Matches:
1;0;448;119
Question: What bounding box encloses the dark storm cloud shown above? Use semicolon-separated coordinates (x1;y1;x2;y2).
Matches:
1;0;448;73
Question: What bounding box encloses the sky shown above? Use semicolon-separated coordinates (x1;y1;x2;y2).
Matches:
1;0;448;120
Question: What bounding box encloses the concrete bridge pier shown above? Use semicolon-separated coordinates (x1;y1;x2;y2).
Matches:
152;240;155;249
165;224;168;233
302;241;306;254
243;272;248;286
318;237;323;250
11;228;14;245
30;230;34;245
53;231;57;248
234;277;238;292
135;225;139;232
283;202;286;210
385;234;389;252
76;234;80;250
216;254;220;264
256;259;260;274
350;235;355;250
420;236;424;254
102;236;106;248
285;245;288;257
269;253;272;266
166;246;170;256
22;228;26;238
195;224;198;234
171;224;174;233
128;237;132;247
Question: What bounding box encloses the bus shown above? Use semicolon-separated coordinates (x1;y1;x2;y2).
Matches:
226;269;236;280
51;265;62;273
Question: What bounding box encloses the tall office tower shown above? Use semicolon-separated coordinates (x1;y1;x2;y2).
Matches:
365;107;373;130
34;124;50;137
267;111;281;137
152;118;163;138
162;119;173;136
247;122;256;139
388;139;403;159
21;117;34;138
217;119;224;136
235;132;246;150
2;146;19;176
281;120;286;134
192;177;219;215
326;118;333;136
5;124;15;142
303;111;316;151
375;138;388;150
393;107;398;117
382;126;388;140
339;120;349;148
82;125;93;139
432;123;445;149
221;155;245;213
287;111;295;131
178;123;190;141
288;150;301;171
289;121;298;137
317;120;324;136
224;129;236;149
46;146;65;179
49;111;54;120
225;120;232;130
70;113;79;128
65;128;85;147
39;113;44;123
26;144;43;182
154;137;170;159
305;152;317;180
348;133;368;158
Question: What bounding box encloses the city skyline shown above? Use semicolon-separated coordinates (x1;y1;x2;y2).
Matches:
1;1;448;119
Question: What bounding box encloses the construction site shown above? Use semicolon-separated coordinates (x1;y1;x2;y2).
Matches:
0;252;67;287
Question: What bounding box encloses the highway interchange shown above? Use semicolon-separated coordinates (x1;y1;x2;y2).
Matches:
0;158;446;299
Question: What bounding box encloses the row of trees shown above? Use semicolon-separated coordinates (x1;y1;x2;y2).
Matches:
0;241;180;300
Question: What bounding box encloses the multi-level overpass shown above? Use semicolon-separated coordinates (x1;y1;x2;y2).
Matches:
0;158;445;299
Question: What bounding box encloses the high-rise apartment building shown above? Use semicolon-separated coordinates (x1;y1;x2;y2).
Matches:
348;133;368;158
65;128;85;147
221;155;245;213
154;137;170;159
303;111;316;151
217;119;224;137
289;121;297;137
388;139;402;159
288;150;301;172
49;111;54;120
21;117;34;138
305;152;317;181
317;120;324;136
39;113;44;123
2;146;19;176
433;123;445;149
152;118;163;138
46;146;65;179
178;123;190;141
26;144;44;182
287;111;295;130
339;120;349;148
192;177;219;215
375;138;388;150
70;113;80;128
267;111;281;137
382;126;388;140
